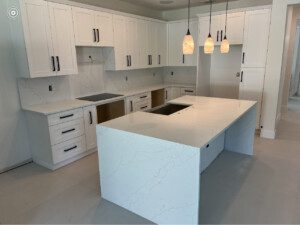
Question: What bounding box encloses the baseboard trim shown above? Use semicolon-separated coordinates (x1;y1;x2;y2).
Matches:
0;159;33;174
260;128;276;139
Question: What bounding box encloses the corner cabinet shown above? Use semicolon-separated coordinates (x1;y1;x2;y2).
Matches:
72;7;114;47
18;0;77;78
168;20;198;67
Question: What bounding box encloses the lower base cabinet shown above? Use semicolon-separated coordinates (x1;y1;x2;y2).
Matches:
165;86;196;102
126;92;152;114
26;106;98;170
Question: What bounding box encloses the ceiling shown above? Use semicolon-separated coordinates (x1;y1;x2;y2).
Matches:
119;0;236;10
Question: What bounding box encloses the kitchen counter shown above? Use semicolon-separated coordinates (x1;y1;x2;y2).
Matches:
97;96;257;225
22;83;195;115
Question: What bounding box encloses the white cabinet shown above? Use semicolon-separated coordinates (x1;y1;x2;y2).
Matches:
83;106;97;150
198;12;244;46
157;22;168;67
72;7;113;47
165;87;181;102
239;68;265;128
19;0;77;78
137;19;149;68
105;15;138;70
48;2;78;76
126;92;152;114
242;9;271;68
20;0;54;77
168;20;198;67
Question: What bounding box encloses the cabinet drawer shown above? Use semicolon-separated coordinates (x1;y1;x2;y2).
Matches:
133;100;151;112
129;92;151;103
52;135;86;164
181;88;196;96
48;108;83;126
49;118;84;145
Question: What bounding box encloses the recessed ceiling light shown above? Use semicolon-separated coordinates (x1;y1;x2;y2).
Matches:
159;0;174;5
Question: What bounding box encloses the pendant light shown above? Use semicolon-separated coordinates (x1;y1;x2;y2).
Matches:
204;0;214;54
220;0;230;53
183;0;195;55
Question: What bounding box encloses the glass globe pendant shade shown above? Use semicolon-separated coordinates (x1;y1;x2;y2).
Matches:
204;34;214;54
183;30;195;55
220;36;230;53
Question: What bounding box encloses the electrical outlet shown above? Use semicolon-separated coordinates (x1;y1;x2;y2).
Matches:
48;85;53;92
171;71;174;76
125;76;128;81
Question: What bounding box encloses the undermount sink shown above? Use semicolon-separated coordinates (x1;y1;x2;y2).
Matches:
147;103;191;115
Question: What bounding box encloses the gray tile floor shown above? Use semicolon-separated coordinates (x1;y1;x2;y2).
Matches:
1;110;300;224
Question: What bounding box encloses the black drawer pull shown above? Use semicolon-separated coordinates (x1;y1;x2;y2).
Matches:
89;111;93;125
185;90;194;93
140;106;148;110
62;128;75;134
140;95;147;99
51;56;56;71
64;145;77;152
60;114;74;119
93;29;97;42
56;56;60;72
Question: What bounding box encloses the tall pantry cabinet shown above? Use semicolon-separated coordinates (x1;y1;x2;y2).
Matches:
240;9;271;128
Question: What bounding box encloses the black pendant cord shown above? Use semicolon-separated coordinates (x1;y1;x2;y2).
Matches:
187;0;191;35
224;0;229;38
208;0;212;37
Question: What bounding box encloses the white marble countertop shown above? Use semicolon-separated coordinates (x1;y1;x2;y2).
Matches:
22;83;195;115
100;96;257;148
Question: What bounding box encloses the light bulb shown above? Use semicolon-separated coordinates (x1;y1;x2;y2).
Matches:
183;33;195;55
204;35;214;54
220;37;230;53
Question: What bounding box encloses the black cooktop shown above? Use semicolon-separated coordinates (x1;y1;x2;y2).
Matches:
77;93;123;102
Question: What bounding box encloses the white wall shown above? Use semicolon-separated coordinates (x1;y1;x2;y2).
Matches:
162;0;273;21
260;0;300;139
18;47;164;107
0;1;31;172
163;67;197;86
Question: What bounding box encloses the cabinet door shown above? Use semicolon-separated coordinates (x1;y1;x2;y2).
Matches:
48;2;78;76
225;12;245;45
239;68;265;128
20;0;55;77
137;19;149;68
72;7;95;46
147;21;158;67
83;106;97;150
113;15;127;70
242;9;271;68
157;22;167;67
168;21;185;66
211;15;223;46
94;11;114;47
125;17;139;69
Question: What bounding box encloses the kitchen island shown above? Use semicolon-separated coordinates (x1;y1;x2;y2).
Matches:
97;96;257;224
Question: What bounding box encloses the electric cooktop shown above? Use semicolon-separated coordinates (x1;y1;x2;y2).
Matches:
77;93;123;102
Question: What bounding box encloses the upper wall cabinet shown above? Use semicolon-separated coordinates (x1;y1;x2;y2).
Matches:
242;9;271;68
199;12;245;46
19;0;77;78
72;7;114;47
168;20;198;67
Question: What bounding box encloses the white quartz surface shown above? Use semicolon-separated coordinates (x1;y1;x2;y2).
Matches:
22;84;195;115
100;96;257;148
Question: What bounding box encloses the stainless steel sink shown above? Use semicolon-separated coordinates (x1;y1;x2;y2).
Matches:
147;103;191;115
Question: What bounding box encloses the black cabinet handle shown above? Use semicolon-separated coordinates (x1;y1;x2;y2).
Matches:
158;55;161;65
182;55;185;64
60;114;74;119
185;90;194;93
140;106;148;110
64;145;77;152
130;101;133;112
165;90;168;100
93;29;97;42
51;56;56;71
61;128;75;134
126;55;129;67
97;29;100;42
129;55;132;67
241;71;244;83
242;52;245;64
221;30;223;41
150;55;152;65
140;95;147;99
217;30;219;42
89;111;93;125
56;56;60;71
